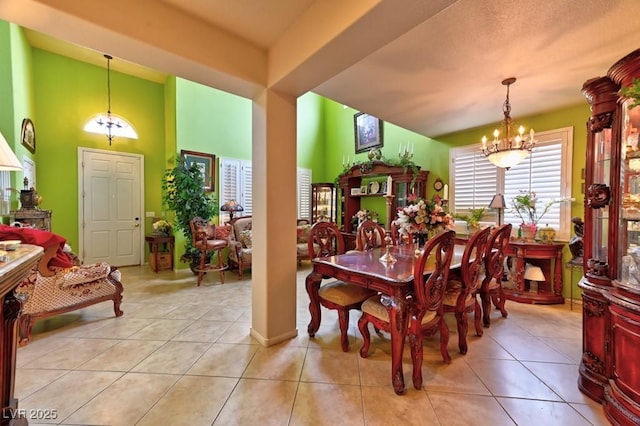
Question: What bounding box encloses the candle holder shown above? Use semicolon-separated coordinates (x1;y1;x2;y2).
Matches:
384;194;395;231
379;232;397;264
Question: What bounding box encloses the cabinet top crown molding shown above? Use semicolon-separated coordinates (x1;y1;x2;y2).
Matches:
338;161;425;183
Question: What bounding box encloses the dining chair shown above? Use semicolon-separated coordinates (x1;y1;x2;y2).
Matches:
478;223;513;327
443;226;491;354
307;221;377;351
355;219;387;250
357;230;456;389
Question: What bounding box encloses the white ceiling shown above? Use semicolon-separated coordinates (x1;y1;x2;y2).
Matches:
3;0;640;138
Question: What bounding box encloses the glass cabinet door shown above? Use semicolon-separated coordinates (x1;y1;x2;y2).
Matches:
311;183;337;223
619;102;640;286
591;128;612;267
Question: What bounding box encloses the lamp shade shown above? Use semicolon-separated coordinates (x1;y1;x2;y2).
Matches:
485;149;530;169
220;200;244;213
488;193;506;209
0;132;23;171
524;264;545;281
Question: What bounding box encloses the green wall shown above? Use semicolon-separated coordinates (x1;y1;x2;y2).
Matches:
30;48;166;250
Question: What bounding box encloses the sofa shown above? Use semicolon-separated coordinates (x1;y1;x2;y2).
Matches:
227;216;313;279
0;225;124;346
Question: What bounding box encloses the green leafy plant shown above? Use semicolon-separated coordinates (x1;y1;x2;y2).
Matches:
161;158;218;268
620;78;640;109
453;207;486;228
510;190;573;226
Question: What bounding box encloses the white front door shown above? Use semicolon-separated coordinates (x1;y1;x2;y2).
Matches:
79;148;144;266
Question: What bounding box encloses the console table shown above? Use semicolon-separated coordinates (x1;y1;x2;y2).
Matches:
0;244;43;425
503;240;565;304
145;235;174;272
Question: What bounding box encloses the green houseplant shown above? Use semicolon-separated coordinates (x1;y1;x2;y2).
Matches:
453;207;486;233
161;158;218;271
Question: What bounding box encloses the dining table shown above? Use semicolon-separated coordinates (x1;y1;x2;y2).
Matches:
305;243;465;394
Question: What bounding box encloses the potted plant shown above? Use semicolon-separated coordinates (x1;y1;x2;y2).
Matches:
510;190;573;241
620;77;640;109
453;207;486;234
161;158;218;272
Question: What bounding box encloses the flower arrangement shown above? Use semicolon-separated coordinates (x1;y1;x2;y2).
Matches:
393;195;454;236
352;209;373;227
620;77;640;110
152;219;173;236
510;190;574;226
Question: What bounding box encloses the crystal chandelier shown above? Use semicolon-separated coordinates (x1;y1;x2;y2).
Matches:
481;77;534;169
84;54;137;145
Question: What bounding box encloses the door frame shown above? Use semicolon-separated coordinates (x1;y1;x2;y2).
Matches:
77;147;145;265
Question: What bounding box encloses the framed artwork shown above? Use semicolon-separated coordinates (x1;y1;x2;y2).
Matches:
354;112;383;153
180;150;216;191
21;118;35;154
360;185;368;195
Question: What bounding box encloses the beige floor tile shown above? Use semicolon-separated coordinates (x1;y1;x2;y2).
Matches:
357;347;413;389
200;304;248;322
497;397;593;425
523;361;593;404
570;400;611;426
421;358;491;395
25;338;119;369
70;316;156;339
243;343;307;381
188;343;259;377
14;369;69;400
132;341;211;374
20;370;122;423
79;339;165;371
216;321;259;344
214;378;298;425
300;347;361;385
290;382;364;425
363;385;440;426
63;372;179;426
428;392;515;426
491;334;575;363
163;303;214;319
467;358;562;400
171;319;233;342
128;318;192;340
136;375;238;426
118;301;182;318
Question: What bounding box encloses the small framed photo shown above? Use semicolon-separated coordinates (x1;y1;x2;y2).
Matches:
354;112;383;153
180;150;216;191
21;118;35;154
360;185;368;195
350;188;361;196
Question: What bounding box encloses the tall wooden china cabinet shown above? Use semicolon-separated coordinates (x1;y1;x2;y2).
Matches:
579;48;640;425
338;161;428;233
310;183;337;223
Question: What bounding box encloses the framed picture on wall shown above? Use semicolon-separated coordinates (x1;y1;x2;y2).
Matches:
21;118;36;154
180;150;216;191
354;112;383;153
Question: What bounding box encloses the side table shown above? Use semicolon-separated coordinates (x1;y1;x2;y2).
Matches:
145;235;174;272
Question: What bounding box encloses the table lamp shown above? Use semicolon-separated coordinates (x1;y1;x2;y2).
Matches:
220;199;244;221
488;193;506;226
524;264;545;293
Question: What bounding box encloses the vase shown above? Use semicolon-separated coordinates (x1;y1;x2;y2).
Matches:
537;225;556;243
521;224;537;242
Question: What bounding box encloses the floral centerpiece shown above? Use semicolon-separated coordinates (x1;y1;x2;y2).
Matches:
352;209;372;228
393;194;454;241
152;219;173;236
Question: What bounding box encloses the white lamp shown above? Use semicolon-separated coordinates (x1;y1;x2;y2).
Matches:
488;193;506;226
0;132;23;171
524;264;545;293
84;54;137;145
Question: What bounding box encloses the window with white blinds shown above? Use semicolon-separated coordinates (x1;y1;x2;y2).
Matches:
219;158;312;223
0;171;10;215
219;157;252;222
297;168;311;220
450;127;573;240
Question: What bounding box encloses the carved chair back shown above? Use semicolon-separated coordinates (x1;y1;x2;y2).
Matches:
413;230;456;316
307;221;345;258
355;219;387;250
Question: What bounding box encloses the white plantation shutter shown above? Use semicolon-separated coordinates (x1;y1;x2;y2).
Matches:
0;171;10;215
451;148;497;213
241;161;252;216
450;127;573;240
297;168;311;220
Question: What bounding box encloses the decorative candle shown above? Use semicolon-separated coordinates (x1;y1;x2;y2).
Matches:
386;175;393;196
443;184;449;200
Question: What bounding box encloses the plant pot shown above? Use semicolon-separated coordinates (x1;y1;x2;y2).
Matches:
537;225;556;243
521;224;537;242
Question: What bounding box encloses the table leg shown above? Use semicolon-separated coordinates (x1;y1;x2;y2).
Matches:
305;271;323;337
383;294;409;395
554;250;563;296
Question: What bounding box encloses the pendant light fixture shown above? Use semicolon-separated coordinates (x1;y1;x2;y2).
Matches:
84;54;137;145
480;78;534;169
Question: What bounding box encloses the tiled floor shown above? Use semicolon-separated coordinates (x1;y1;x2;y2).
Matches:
15;264;610;425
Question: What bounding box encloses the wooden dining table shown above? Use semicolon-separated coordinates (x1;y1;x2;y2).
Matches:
305;243;465;394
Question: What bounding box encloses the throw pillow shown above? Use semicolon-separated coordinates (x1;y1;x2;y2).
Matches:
239;229;253;248
297;224;312;243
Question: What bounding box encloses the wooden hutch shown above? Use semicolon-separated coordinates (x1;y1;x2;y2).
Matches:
338;161;428;234
579;48;640;425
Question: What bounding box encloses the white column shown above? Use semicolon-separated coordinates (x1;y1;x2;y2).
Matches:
250;88;298;346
